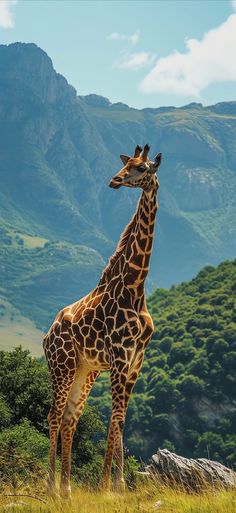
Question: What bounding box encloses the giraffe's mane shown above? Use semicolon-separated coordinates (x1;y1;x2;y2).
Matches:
99;212;137;283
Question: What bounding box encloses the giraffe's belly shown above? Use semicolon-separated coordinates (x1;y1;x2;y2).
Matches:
80;340;110;371
68;293;154;371
70;317;110;371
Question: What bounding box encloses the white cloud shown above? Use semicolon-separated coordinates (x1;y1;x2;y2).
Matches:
116;51;156;71
139;13;236;96
107;30;139;46
0;0;17;28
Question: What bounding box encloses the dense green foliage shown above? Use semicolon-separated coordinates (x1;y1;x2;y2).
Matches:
0;259;235;490
0;347;106;489
143;259;236;464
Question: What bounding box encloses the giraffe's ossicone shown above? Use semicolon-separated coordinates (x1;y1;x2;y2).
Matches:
43;143;162;497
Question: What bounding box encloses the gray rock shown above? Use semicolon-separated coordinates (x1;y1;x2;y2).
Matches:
148;449;236;491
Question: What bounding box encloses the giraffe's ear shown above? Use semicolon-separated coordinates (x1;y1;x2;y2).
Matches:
120;154;130;165
154;153;162;169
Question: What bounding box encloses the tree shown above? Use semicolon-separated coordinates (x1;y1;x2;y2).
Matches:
177;375;205;397
0;347;51;432
0;419;49;489
0;394;12;428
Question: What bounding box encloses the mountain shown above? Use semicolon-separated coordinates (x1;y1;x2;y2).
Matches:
0;42;236;331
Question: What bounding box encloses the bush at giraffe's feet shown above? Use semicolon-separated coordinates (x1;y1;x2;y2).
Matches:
0;419;48;492
0;347;107;491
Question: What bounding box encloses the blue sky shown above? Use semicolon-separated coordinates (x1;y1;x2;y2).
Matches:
1;0;236;109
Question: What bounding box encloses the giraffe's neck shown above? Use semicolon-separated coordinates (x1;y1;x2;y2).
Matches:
123;189;158;296
100;188;158;297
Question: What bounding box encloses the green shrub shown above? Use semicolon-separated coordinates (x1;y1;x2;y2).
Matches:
0;419;48;490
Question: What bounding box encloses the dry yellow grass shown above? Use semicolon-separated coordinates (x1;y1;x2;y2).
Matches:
0;481;235;513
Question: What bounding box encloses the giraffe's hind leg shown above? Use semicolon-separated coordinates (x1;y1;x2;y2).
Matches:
43;322;77;496
60;367;100;498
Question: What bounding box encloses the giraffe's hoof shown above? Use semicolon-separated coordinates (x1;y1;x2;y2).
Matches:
99;479;111;492
114;478;126;493
60;486;72;500
46;483;59;500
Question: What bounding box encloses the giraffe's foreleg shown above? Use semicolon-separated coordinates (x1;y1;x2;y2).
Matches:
101;361;129;491
60;367;99;498
113;353;145;491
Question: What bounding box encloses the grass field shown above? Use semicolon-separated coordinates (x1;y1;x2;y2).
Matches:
0;481;235;513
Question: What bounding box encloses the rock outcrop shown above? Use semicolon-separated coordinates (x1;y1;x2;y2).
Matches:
147;449;236;491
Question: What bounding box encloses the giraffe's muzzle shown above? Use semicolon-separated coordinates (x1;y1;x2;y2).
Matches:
109;177;122;189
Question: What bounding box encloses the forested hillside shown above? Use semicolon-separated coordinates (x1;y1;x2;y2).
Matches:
1;259;235;487
1;42;236;342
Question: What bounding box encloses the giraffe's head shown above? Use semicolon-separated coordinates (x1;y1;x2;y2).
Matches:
109;144;162;192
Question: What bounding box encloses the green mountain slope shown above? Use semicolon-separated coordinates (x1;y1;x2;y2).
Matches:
0;42;236;331
0;219;104;331
90;259;236;464
0;297;44;357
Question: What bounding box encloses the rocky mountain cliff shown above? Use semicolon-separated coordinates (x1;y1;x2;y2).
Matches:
0;42;236;330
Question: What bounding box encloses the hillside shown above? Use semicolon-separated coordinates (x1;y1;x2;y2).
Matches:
90;259;236;465
0;218;104;332
0;298;43;357
1;42;236;332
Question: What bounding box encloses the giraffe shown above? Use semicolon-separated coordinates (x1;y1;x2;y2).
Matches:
43;143;162;498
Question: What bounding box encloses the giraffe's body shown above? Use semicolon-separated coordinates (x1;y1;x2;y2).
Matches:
43;144;162;497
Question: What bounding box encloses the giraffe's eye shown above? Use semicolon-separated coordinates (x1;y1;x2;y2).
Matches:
137;165;146;173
